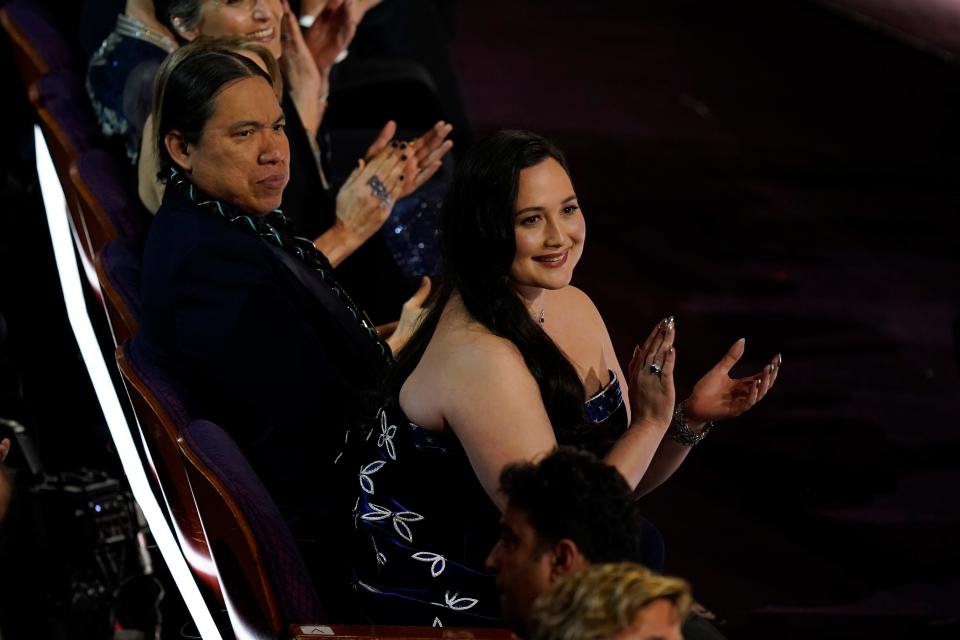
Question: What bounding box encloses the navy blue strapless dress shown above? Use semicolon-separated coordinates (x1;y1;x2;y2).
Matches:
343;371;627;627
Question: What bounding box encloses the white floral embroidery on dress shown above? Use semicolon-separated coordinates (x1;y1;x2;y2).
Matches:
433;617;443;628
359;460;386;495
360;502;392;522
444;590;478;611
377;410;398;460
411;551;446;577
359;503;425;543
392;510;424;543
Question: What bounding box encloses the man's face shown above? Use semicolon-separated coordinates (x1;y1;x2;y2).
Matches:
485;505;555;635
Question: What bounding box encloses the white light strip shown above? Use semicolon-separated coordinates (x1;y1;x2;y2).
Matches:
34;127;223;640
134;426;220;582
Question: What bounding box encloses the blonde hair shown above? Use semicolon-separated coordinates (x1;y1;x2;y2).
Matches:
530;563;692;640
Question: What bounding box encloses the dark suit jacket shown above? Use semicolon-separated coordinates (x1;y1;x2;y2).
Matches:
138;187;387;544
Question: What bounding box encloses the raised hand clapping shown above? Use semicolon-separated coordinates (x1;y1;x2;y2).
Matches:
684;338;781;424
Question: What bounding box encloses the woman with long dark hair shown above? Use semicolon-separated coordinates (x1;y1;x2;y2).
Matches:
345;130;781;626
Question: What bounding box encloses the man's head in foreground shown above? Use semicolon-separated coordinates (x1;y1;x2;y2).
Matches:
485;447;655;635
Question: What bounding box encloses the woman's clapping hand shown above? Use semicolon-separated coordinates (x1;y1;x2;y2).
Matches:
627;318;677;431
280;2;326;137
685;339;781;424
364;121;454;199
300;0;361;70
340;143;416;230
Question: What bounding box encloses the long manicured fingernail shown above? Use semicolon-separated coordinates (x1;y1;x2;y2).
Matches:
666;315;675;328
777;353;783;366
633;346;639;358
738;338;746;343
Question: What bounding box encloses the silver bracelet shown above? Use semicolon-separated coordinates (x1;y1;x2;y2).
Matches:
670;400;713;446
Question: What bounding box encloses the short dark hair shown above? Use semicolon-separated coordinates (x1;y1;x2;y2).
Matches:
499;448;645;564
152;44;272;181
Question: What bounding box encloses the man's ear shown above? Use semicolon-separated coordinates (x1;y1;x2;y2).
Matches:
164;130;193;174
550;539;588;581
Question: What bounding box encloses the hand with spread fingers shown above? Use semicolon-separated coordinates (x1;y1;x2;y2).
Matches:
363;120;399;160
399;121;453;197
313;144;417;266
627;317;677;431
301;0;361;71
684;338;782;424
363;120;454;199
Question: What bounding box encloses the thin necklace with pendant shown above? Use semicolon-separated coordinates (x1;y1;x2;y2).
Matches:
539;308;545;326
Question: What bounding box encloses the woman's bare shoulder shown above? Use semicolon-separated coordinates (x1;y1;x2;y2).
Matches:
553;285;605;325
402;305;539;428
429;316;527;375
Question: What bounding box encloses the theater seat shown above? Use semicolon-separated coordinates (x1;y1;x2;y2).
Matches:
72;149;150;256
95;239;142;346
29;72;107;263
179;419;326;638
115;340;223;606
0;1;74;88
